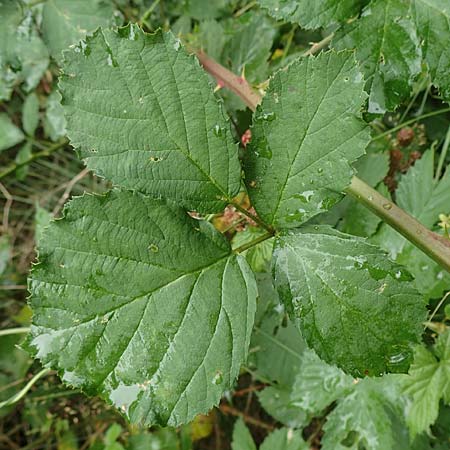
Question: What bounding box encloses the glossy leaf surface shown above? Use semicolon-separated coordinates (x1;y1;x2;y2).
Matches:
413;0;450;102
28;190;257;426
245;51;369;228
60;26;241;213
272;226;426;376
333;0;422;113
256;0;362;29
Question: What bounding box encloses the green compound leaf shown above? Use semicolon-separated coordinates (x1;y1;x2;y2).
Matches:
27;189;257;427
256;0;362;29
332;0;422;113
412;0;450;102
272;226;426;376
402;331;450;437
42;0;117;61
244;51;369;229
60;26;241;213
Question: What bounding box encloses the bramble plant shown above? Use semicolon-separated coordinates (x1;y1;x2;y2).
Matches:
1;0;450;448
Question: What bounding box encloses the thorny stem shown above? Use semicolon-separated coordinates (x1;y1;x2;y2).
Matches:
196;51;261;111
198;50;450;273
0;139;68;180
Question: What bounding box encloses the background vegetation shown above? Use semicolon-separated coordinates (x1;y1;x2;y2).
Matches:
1;0;450;448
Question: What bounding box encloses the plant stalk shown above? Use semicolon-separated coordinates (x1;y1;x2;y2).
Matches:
0;139;68;181
346;177;450;272
0;327;30;337
196;51;261;111
233;232;274;254
197;50;450;273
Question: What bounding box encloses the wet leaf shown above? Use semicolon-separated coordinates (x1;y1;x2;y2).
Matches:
244;51;369;228
256;0;362;29
333;0;422;114
60;26;241;213
272;225;426;376
28;189;256;426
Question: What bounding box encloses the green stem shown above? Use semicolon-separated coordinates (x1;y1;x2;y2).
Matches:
233;232;274;254
301;33;334;57
371;107;450;141
0;327;30;337
139;0;161;25
436;124;450;181
0;368;51;409
0;139;68;180
346;177;450;273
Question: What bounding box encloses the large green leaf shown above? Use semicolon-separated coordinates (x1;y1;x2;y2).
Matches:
272;226;426;376
412;0;450;102
27;189;256;426
402;331;450;437
0;2;49;100
42;0;117;61
256;0;362;29
332;0;422;113
60;26;241;213
322;377;409;450
244;51;369;229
